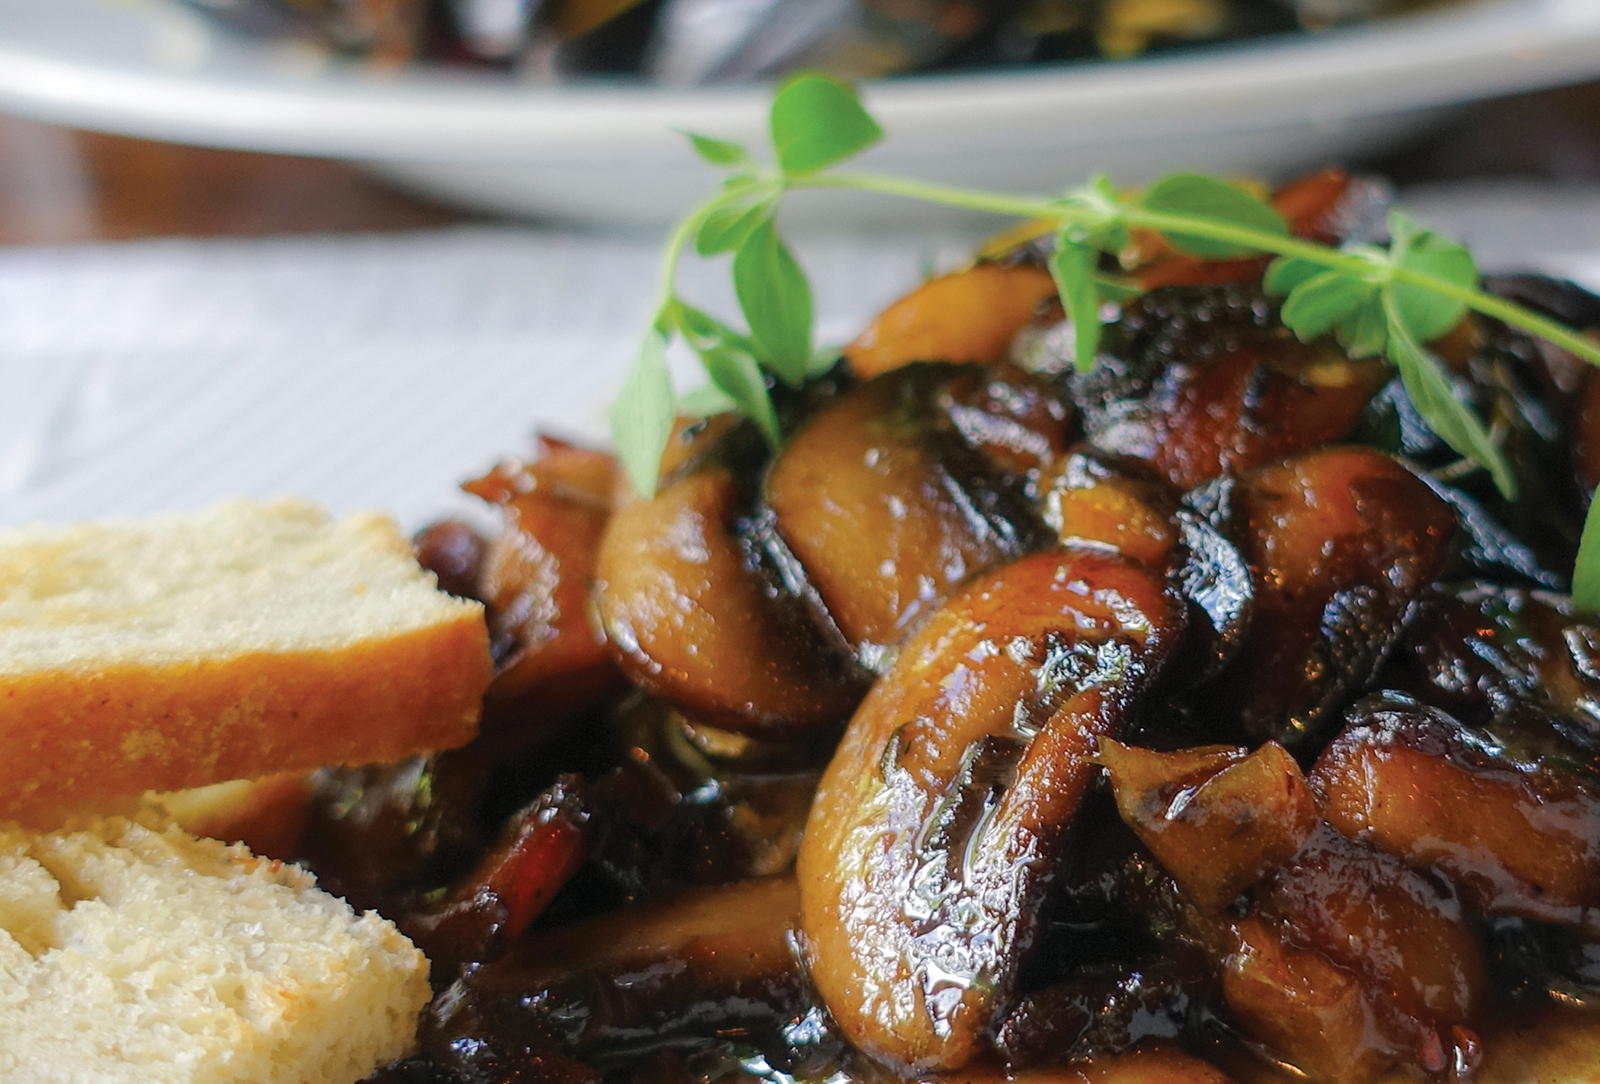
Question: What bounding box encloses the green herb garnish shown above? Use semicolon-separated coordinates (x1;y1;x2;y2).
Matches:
616;73;1600;606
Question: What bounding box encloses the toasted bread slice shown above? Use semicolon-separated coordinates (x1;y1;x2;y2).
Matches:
0;500;492;819
0;815;430;1083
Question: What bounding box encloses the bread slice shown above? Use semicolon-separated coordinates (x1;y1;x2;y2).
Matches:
0;500;492;819
0;815;430;1084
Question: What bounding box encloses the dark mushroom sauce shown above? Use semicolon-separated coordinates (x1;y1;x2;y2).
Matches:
324;170;1600;1084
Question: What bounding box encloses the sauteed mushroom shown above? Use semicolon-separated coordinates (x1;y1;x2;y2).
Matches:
334;245;1600;1084
798;547;1182;1070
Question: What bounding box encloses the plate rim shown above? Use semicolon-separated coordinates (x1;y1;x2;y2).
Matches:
0;0;1596;160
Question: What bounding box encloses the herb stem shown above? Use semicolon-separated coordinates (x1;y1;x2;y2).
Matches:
1388;270;1600;364
809;172;1381;267
802;171;1067;221
1111;207;1383;272
803;172;1600;371
654;190;730;316
629;73;1600;602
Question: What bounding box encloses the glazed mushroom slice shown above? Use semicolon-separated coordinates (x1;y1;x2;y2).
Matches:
766;362;1059;658
797;547;1182;1071
1070;284;1391;491
1396;583;1600;749
595;462;864;734
1040;447;1255;703
943;362;1074;491
463;437;623;718
1312;692;1600;933
1051;824;1433;1084
1221;905;1471;1084
1241;826;1487;1082
1197;446;1458;751
1097;739;1320;913
1042;449;1179;568
1094;738;1485;1082
845;263;1059;378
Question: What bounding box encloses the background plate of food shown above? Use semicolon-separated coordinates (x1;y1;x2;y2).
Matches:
0;0;1597;225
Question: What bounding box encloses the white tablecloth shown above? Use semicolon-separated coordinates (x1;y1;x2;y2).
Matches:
0;226;977;530
5;182;1600;531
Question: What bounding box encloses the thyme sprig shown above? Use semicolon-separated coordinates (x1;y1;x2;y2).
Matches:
610;73;1600;607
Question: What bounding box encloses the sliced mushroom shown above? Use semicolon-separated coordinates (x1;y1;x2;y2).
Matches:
1074;286;1390;491
846;263;1059;378
797;547;1182;1071
1313;692;1600;933
1098;739;1320;913
464;437;622;717
1199;447;1457;750
766;362;1056;657
595;465;862;733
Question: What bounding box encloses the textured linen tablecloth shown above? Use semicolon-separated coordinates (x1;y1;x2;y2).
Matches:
4;181;1600;532
0;226;978;530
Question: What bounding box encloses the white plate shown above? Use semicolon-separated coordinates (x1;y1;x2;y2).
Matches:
0;0;1598;226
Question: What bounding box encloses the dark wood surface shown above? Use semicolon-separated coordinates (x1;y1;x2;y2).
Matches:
0;80;1597;245
0;114;468;245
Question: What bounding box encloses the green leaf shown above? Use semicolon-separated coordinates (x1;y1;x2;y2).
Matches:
1401;234;1475;291
1388;214;1477;342
1093;273;1143;302
1058;176;1130;253
1140;173;1288;259
1387;208;1424;252
1279;270;1376;342
1049;233;1102;374
610;330;677;498
1263;256;1326;297
769;73;883;176
700;345;782;449
678;382;738;418
1574;499;1600;611
684;131;749;167
1098;223;1133;255
673;301;758;356
1063;217;1131;257
696;200;772;257
733;216;813;385
1334;294;1388;358
1383;289;1515;499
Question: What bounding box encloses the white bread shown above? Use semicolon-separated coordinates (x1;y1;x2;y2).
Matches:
0;815;431;1084
0;499;493;819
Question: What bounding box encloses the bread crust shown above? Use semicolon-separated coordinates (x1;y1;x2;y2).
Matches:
0;613;490;819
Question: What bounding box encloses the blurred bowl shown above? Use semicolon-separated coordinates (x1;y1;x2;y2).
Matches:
0;0;1597;226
